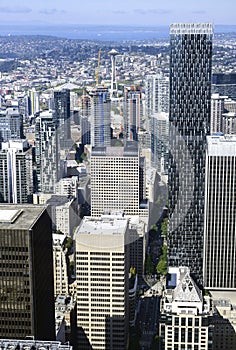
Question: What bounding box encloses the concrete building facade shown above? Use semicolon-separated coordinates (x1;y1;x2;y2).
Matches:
75;215;129;350
203;135;236;290
159;267;213;350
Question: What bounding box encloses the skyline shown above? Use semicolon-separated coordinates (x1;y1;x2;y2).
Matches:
0;0;235;26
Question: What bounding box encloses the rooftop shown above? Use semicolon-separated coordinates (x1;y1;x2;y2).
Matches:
76;215;128;236
207;135;236;156
0;340;71;350
0;204;48;230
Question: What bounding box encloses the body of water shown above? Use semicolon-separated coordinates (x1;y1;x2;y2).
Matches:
0;24;235;41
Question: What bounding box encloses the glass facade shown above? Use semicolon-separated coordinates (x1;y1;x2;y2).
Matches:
168;23;213;284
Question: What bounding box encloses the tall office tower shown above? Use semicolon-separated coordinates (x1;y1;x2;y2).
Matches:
0;204;55;339
212;73;236;100
54;89;71;148
90;143;147;217
203;135;236;290
80;94;91;146
29;88;40;116
211;94;226;134
75;215;129;350
89;86;111;147
159;267;213;350
109;49;119;99
168;23;213;284
145;73;169;118
0;109;24;143
35;110;59;193
0;140;33;203
81;115;91;146
123;86;142;141
151;112;169;174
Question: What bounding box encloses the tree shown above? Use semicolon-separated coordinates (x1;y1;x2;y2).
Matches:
145;254;154;274
156;259;167;276
130;266;136;277
156;245;167;276
161;218;168;238
65;237;73;250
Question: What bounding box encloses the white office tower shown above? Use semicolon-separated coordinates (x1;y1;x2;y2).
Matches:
53;234;69;297
210;93;227;134
75;215;129;350
159;267;213;350
89;86;111;147
203;135;236;290
145;73;169;118
151;112;169;174
90;143;148;218
29;88;40;116
35;110;59;193
0;140;33;203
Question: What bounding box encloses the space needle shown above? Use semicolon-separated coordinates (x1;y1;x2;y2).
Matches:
109;49;119;99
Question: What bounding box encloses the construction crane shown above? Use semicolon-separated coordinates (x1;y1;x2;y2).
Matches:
95;49;102;86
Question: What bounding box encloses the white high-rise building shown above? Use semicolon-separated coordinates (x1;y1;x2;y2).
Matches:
0;140;33;203
35;110;59;193
90;143;148;217
145;73;169;118
75;215;129;350
210;93;227;134
203;135;236;290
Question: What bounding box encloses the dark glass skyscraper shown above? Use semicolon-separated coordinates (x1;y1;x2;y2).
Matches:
0;205;55;339
54;89;71;147
168;23;213;284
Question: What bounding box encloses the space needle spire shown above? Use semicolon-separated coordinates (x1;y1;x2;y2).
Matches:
109;49;119;99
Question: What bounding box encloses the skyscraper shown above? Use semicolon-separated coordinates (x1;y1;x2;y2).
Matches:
35;110;59;193
123;86;142;142
168;23;213;284
0;204;55;339
90;143;147;217
0;140;33;203
151;112;169;174
211;93;226;134
75;215;129;350
145;73;169;118
89;86;111;147
203;135;236;290
54;89;71;149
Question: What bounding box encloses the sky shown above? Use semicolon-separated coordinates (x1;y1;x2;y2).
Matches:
0;0;235;26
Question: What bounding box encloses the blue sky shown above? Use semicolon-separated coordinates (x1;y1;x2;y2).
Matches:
0;0;235;26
